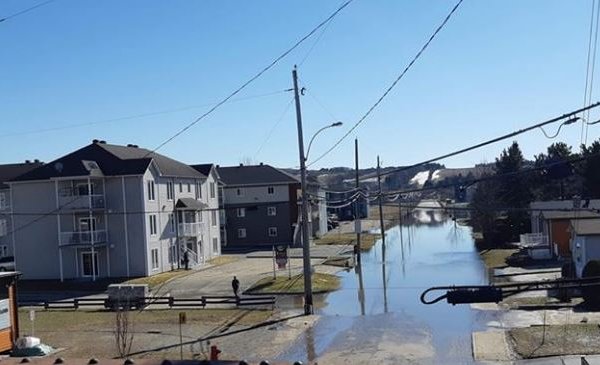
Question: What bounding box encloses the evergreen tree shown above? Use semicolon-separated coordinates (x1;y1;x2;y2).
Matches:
579;140;600;198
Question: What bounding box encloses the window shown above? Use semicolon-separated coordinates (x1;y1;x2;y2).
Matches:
0;246;7;257
147;181;155;201
236;188;244;196
237;228;246;238
187;183;191;193
210;182;216;199
169;213;175;233
212;237;219;253
179;183;183;193
168;245;175;264
167;182;174;200
267;186;275;195
0;193;6;209
211;210;217;226
149;214;157;235
0;220;6;237
267;206;277;216
198;211;203;222
151;248;159;270
196;182;202;200
236;207;245;217
268;227;278;237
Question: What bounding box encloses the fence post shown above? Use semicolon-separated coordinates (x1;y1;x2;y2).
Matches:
74;299;79;309
169;297;174;308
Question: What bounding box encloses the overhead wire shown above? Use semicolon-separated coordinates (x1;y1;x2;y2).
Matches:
145;0;354;157
253;97;295;159
585;0;600;145
539;117;580;139
581;0;597;143
359;102;600;181
0;0;57;23
307;0;465;167
0;89;292;139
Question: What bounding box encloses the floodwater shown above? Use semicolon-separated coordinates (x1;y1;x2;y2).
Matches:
279;203;491;364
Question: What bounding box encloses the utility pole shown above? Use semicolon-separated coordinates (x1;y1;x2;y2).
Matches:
377;156;386;259
354;138;361;265
293;66;313;315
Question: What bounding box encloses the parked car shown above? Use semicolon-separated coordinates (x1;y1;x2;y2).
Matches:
0;257;15;272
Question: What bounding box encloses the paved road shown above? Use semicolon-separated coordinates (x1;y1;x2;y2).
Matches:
509;355;600;364
161;256;340;298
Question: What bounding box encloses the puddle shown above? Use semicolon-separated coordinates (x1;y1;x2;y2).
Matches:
279;206;491;363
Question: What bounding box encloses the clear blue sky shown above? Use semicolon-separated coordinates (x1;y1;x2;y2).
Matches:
1;0;597;169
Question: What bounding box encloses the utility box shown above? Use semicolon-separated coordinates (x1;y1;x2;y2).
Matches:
107;284;148;309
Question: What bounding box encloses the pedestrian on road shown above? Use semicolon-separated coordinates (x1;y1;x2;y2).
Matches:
183;251;189;270
232;276;240;297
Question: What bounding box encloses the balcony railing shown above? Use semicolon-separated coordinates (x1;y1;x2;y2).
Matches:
60;230;107;246
519;233;548;248
59;194;105;210
178;222;203;237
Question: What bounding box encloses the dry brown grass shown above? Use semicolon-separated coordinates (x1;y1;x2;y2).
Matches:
480;249;518;269
509;323;600;358
246;273;340;294
314;232;380;251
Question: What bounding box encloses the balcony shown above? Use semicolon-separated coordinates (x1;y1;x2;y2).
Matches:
59;194;105;211
60;230;108;246
179;222;203;237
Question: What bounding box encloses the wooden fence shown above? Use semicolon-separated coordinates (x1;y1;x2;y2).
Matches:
18;295;276;310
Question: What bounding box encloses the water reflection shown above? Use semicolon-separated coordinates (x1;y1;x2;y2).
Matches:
280;202;489;364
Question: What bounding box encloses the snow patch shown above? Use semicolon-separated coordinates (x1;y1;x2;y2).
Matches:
431;169;442;181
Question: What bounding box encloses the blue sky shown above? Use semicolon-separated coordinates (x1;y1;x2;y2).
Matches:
1;1;598;169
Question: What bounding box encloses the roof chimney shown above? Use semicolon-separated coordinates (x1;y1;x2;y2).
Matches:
34;159;40;163
259;162;263;166
25;160;31;164
239;163;243;167
126;144;138;148
92;139;99;144
99;140;106;144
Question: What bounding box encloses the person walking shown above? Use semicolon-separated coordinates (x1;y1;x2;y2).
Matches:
183;250;189;270
232;276;240;297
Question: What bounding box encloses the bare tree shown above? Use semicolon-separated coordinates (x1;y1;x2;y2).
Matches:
114;302;135;358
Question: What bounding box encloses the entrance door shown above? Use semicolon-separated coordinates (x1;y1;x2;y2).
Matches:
79;217;97;232
81;252;99;277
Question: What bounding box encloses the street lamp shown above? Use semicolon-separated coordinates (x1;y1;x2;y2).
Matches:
305;122;343;161
293;69;343;315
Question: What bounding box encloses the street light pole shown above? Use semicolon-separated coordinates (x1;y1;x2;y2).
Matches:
293;66;314;315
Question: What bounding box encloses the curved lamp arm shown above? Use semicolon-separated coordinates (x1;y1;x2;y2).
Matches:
305;122;343;161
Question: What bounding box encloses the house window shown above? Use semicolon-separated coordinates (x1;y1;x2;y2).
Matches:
268;227;278;237
169;213;175;233
167;182;174;200
149;215;158;235
0;245;7;257
236;188;244;196
151;248;159;270
267;186;274;195
187;183;191;193
147;181;155;201
210;182;216;199
198;211;203;222
179;183;183;193
237;207;246;217
267;206;277;216
0;193;6;209
237;228;246;238
0;220;6;237
212;237;219;253
211;210;217;226
196;182;202;200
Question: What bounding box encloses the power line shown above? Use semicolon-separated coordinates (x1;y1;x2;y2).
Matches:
253;98;295;159
146;0;355;157
0;0;57;23
0;89;290;139
360;102;600;182
581;0;597;144
307;0;464;166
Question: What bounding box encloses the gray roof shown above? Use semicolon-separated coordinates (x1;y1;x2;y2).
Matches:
0;162;44;189
542;210;600;220
12;141;204;182
175;198;207;210
191;164;215;177
217;164;299;186
571;219;600;235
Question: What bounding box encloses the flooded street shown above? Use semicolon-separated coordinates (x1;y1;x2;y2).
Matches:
279;204;491;364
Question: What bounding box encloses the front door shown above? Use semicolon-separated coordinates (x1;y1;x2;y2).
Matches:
81;252;99;277
79;217;97;232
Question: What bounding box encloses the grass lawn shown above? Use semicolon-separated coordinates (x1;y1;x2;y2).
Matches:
480;249;518;269
125;269;192;289
19;308;272;332
208;255;240;266
509;324;600;358
245;272;340;294
314;232;380;251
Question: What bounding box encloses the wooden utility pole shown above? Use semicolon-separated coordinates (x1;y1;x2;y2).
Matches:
377;156;386;258
292;66;313;315
354;138;361;265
